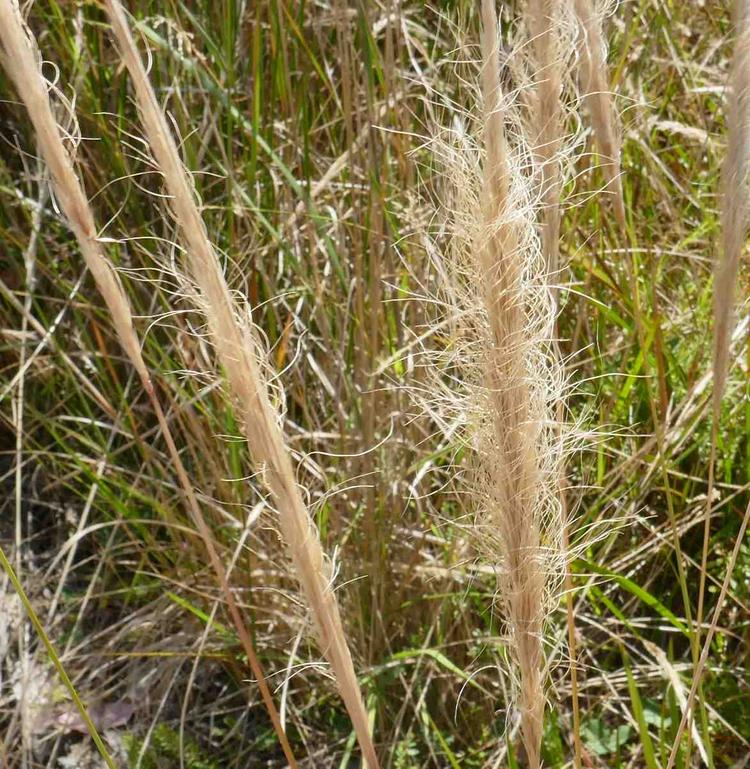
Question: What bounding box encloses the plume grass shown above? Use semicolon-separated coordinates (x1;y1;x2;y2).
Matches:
525;0;565;278
433;2;566;764
572;0;626;226
2;0;747;765
712;0;750;413
680;1;750;764
101;2;379;766
0;4;299;765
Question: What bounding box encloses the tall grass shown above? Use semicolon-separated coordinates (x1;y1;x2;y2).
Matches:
0;3;299;764
0;1;748;767
525;0;566;278
669;1;750;764
102;2;378;766
479;4;548;764
572;0;625;226
480;4;566;765
416;2;567;764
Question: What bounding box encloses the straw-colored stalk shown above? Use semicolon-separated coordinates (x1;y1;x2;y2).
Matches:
526;0;565;278
713;0;750;411
679;2;750;765
0;4;299;766
479;2;561;766
572;0;626;226
102;3;379;767
698;0;750;650
526;3;585;762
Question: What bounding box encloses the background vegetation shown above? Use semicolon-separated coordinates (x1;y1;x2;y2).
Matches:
0;0;748;767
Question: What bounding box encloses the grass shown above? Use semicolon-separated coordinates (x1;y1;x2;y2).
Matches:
0;0;748;767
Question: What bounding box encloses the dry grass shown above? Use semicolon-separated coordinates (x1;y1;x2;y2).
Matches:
479;3;547;764
0;0;144;383
0;1;748;767
478;5;565;765
572;0;625;227
0;3;299;764
102;1;378;766
409;2;567;764
525;0;566;279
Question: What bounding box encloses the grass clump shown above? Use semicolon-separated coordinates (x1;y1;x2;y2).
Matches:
0;1;748;768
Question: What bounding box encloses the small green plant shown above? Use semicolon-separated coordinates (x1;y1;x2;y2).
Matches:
580;715;632;758
124;724;219;769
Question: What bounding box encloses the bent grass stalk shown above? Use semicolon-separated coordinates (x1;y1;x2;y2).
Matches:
0;4;299;765
102;3;380;767
681;0;750;764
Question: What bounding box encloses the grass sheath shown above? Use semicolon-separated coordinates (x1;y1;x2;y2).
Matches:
572;0;626;227
101;2;380;767
0;3;299;765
